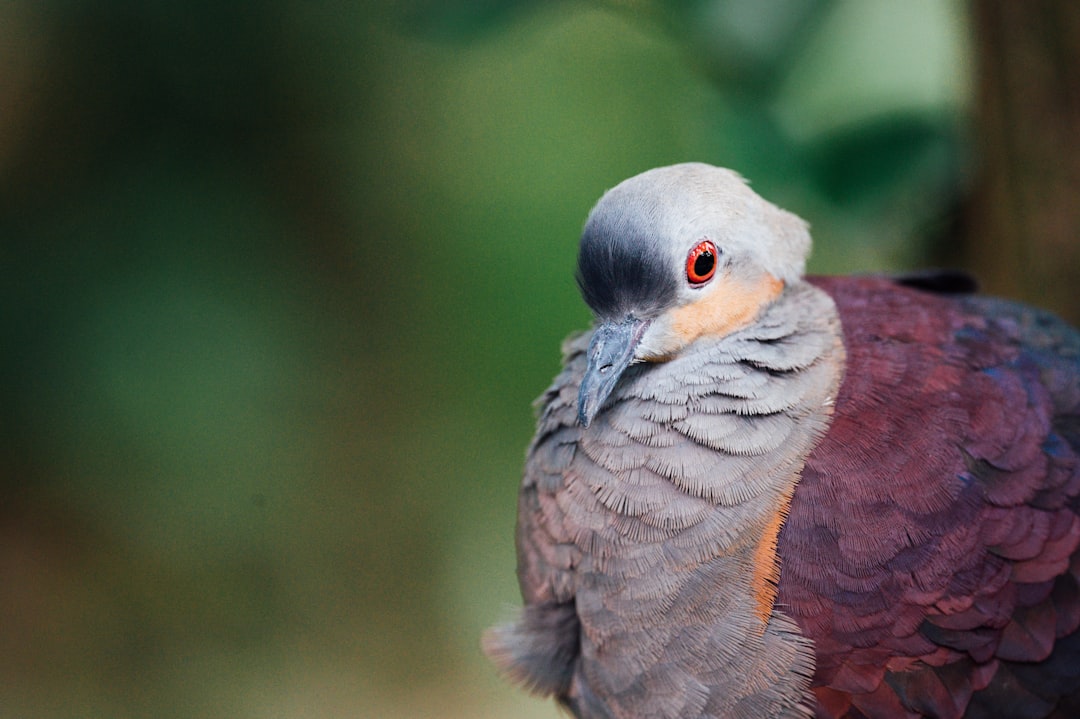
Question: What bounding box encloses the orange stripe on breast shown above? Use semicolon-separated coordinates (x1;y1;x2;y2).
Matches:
749;489;795;628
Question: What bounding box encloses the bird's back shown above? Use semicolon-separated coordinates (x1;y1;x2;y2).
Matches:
782;276;1080;718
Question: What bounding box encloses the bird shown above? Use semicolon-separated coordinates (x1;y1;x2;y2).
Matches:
482;163;1080;719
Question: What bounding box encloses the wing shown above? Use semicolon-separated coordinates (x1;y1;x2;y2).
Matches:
482;332;588;701
780;276;1080;718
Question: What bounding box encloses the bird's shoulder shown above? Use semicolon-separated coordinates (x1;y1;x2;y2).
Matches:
781;275;1080;717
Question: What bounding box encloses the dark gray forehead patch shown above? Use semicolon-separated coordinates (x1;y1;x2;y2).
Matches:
576;205;678;320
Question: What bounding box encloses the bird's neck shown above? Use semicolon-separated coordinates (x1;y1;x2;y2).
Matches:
587;279;845;508
572;280;845;716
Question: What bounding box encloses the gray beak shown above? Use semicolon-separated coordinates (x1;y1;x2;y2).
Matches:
577;317;651;427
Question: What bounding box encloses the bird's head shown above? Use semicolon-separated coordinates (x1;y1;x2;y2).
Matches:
575;163;812;426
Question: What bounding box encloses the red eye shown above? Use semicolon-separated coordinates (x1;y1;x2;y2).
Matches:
686;240;717;285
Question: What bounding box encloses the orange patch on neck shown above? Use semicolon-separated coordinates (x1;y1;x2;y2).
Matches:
669;273;784;345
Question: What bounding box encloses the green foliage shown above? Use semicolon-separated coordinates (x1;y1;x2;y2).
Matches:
0;0;970;716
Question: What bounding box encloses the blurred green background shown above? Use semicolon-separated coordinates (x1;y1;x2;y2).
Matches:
0;1;1052;717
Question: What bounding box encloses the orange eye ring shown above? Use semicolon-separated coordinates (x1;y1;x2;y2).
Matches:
686;240;718;285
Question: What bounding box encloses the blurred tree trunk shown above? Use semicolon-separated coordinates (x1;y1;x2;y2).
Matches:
967;1;1080;323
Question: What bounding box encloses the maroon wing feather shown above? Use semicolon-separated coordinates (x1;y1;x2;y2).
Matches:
780;276;1080;719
